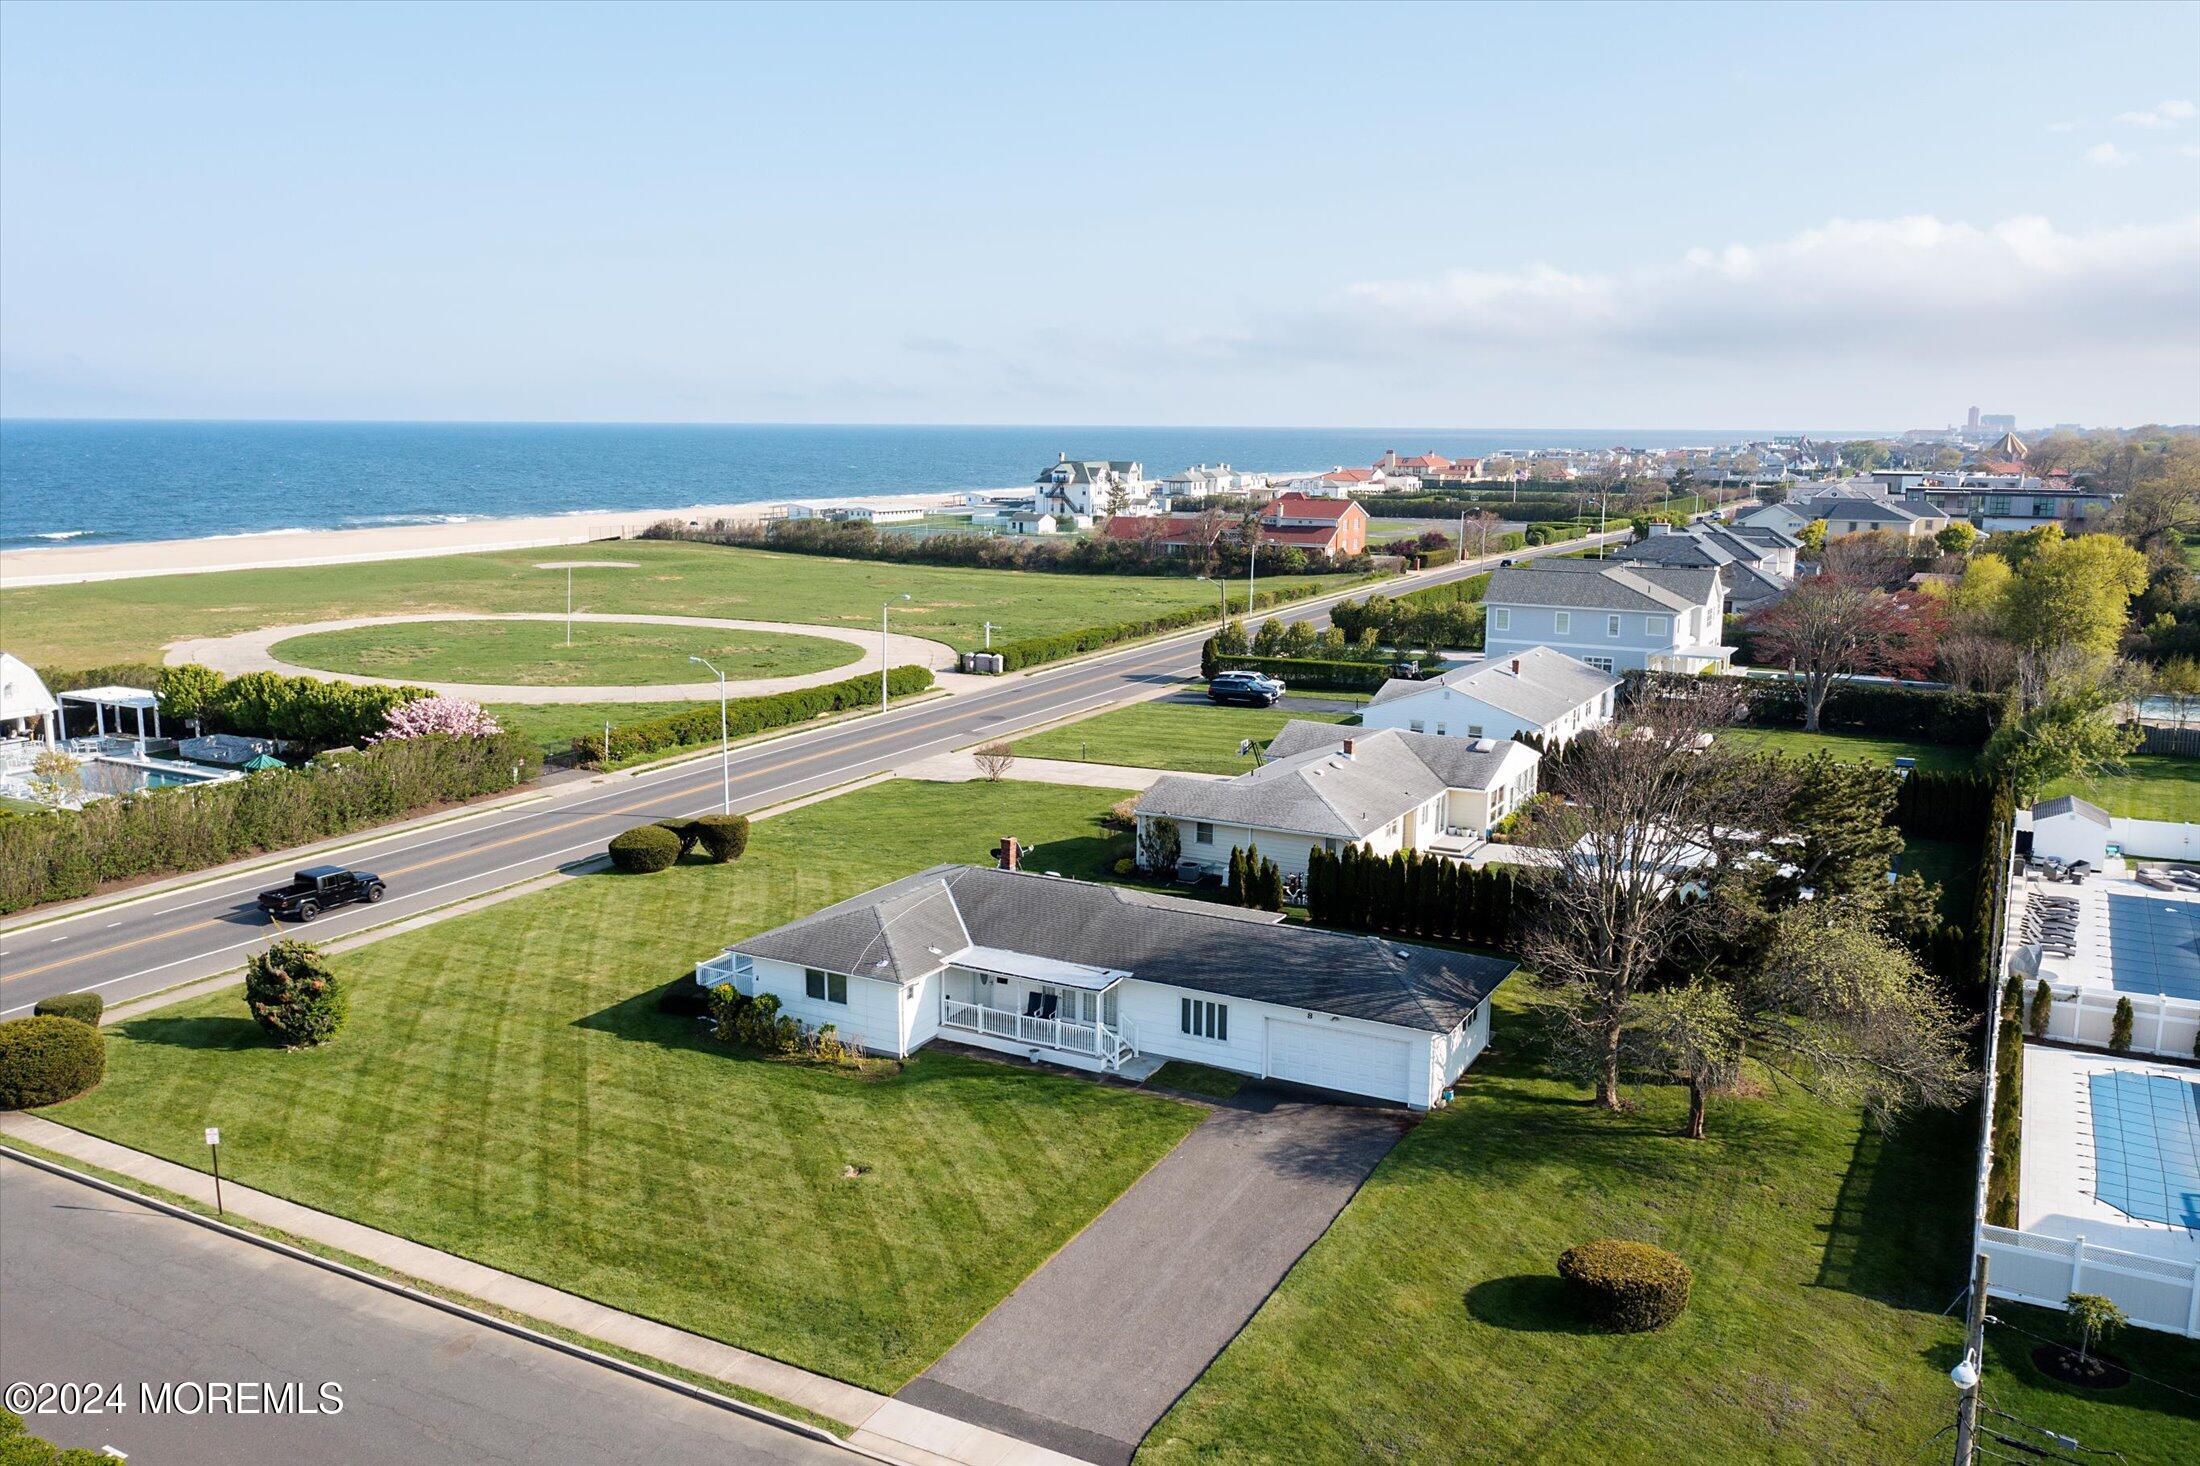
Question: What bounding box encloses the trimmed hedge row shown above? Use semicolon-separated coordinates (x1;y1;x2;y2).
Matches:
988;577;1355;673
574;666;935;764
1208;652;1391;691
1557;1239;1693;1332
1985;973;2025;1227
0;1014;107;1109
1892;770;1998;839
1626;671;1999;747
0;731;543;915
1306;844;1529;948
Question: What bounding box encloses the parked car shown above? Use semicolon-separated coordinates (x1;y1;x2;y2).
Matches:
258;865;385;922
1208;671;1285;707
1388;659;1425;680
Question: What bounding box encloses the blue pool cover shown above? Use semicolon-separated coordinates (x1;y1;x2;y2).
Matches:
2088;1071;2200;1229
2104;894;2200;1002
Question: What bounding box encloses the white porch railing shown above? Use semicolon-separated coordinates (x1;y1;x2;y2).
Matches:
695;952;750;988
1980;1224;2200;1338
941;998;1135;1068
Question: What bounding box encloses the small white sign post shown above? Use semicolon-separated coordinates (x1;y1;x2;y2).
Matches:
204;1126;224;1217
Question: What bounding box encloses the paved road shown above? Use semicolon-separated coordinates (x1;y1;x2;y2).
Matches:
0;1158;855;1466
898;1092;1404;1465
0;534;1625;1018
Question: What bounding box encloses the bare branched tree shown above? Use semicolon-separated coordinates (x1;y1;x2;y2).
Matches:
1514;682;1792;1109
972;743;1016;781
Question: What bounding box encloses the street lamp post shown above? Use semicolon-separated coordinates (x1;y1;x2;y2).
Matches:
882;594;911;712
1197;574;1227;624
688;656;730;813
205;1126;225;1217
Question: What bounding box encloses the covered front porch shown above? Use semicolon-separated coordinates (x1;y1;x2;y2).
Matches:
1648;645;1736;675
939;945;1139;1072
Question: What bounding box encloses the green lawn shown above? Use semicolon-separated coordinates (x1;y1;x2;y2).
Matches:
271;618;861;686
1146;1061;1246;1101
1144;992;2200;1464
1011;699;1354;775
487;698;718;758
41;778;1200;1392
2046;754;2199;824
1;538;1335;669
1720;725;1981;773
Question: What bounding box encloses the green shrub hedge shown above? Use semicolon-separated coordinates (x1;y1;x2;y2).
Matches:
692;813;750;861
1985;973;2025;1226
244;938;347;1048
574;666;934;764
1557;1238;1693;1332
1208;652;1391;690
31;992;102;1026
989;577;1353;673
654;818;701;856
1626;671;1999;747
0;731;541;916
609;824;682;873
0;1014;107;1108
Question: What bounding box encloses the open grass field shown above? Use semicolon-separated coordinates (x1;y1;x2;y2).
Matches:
2046;754;2199;824
0;538;1335;670
40;778;1199;1393
1719;725;1981;773
486;698;717;758
1143;991;2200;1465
271;618;862;686
1011;698;1354;775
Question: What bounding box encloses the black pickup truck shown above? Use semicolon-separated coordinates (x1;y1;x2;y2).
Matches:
258;865;385;922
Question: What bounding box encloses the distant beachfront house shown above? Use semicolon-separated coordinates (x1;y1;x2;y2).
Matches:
788;502;927;526
1159;463;1268;500
1035;454;1152;518
1100;492;1369;560
1006;510;1065;535
1482;559;1733;674
1309;465;1402;497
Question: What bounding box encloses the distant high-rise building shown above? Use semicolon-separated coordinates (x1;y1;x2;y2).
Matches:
1967;405;1981;432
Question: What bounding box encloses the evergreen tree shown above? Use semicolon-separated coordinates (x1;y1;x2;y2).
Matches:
1226;847;1245;906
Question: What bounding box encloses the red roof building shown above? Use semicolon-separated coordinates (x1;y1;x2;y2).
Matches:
1099;494;1369;559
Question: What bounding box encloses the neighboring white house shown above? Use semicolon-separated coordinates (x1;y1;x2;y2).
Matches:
1135;722;1541;881
1006;510;1063;535
1481;560;1733;674
1160;463;1269;500
1359;645;1620;746
697;862;1517;1108
1736;500;1816;538
1034;454;1152;517
2030;794;2113;868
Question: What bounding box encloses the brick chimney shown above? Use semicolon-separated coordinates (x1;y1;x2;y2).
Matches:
1510;658;1521;675
993;837;1021;872
1340;738;1355;759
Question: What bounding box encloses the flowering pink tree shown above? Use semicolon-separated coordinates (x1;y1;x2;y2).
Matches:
373;695;502;741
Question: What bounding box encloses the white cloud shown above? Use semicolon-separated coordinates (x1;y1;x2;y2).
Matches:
1321;213;2200;364
2115;98;2196;129
2085;142;2134;167
2046;120;2078;134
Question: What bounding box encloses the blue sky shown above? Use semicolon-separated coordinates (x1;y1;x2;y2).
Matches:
3;0;2196;429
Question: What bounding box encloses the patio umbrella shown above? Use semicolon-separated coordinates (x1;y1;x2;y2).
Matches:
242;754;286;771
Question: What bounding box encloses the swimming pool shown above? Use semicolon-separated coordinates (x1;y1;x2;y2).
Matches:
2104;894;2200;1003
2088;1070;2200;1229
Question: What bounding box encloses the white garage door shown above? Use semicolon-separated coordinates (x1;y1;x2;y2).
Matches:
1263;1018;1414;1105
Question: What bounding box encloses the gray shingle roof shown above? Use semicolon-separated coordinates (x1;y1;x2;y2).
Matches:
1366;645;1619;724
1136;722;1530;840
2033;794;2111;828
1483;559;1720;614
736;864;1514;1032
1814;498;1930;524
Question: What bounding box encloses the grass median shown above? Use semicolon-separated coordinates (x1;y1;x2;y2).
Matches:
1011;699;1355;776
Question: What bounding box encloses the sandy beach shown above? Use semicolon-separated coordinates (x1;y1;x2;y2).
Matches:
0;489;974;587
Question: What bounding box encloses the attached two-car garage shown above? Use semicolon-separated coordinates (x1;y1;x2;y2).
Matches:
1261;1016;1417;1106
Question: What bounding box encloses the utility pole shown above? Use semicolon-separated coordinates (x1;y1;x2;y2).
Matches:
1952;1251;1990;1466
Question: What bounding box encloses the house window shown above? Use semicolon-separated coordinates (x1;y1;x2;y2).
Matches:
1586;657;1614;673
1553;611;1571;635
1646;615;1668;636
1491;607;1510;632
805;968;848;1005
1195;822;1214;845
1466;724;1483;738
1181;997;1228;1041
1409;720;1425;733
1606;614;1621;638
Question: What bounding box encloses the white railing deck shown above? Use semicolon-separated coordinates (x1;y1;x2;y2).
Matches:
941;998;1134;1067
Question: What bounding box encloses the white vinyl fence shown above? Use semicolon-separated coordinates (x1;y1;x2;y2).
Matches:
1980;1225;2200;1338
2028;986;2200;1061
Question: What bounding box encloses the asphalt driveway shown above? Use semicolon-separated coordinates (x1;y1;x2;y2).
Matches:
897;1089;1404;1465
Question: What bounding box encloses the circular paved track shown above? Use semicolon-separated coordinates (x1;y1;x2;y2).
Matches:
166;612;962;703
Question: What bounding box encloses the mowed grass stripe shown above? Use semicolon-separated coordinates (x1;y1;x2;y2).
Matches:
42;779;1199;1391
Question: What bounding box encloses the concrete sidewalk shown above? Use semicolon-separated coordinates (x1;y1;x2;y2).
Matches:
900;749;1225;791
0;1113;1084;1466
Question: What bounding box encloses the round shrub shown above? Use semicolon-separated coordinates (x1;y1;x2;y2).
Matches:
32;991;103;1026
692;813;750;862
1557;1239;1692;1333
244;938;347;1048
608;824;681;873
0;1015;107;1109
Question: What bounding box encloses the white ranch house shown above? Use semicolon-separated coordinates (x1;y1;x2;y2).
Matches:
1481;560;1733;674
1136;721;1540;881
1359;645;1620;746
698;864;1516;1108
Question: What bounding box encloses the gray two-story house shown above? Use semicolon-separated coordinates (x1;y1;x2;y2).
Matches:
1481;560;1733;674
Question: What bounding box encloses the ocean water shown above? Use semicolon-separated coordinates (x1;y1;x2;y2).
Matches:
0;420;1783;550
